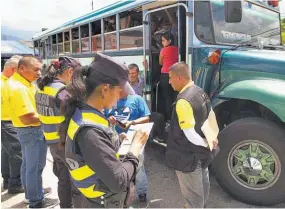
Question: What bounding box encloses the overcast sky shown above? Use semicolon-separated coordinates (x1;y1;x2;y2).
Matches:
1;0;285;32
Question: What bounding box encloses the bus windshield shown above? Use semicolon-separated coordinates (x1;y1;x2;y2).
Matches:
195;0;281;46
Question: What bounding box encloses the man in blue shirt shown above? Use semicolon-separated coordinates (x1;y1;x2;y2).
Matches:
105;90;150;204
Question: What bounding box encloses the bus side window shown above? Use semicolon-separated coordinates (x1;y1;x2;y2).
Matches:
119;8;143;49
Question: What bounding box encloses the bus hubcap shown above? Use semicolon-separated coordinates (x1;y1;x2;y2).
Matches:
228;140;280;190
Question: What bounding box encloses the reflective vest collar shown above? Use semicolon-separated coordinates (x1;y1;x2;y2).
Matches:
37;81;65;97
67;108;109;141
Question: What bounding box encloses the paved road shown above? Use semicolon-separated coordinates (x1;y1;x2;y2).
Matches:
1;143;285;208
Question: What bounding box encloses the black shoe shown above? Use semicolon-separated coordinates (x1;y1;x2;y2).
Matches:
29;198;59;208
138;193;147;203
44;187;52;196
2;182;8;190
8;186;25;194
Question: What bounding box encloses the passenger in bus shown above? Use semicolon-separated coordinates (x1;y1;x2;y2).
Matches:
105;86;150;204
35;57;82;208
58;53;149;208
159;32;178;121
128;63;167;143
128;63;144;96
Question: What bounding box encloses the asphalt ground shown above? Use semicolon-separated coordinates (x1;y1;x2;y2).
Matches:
1;143;285;208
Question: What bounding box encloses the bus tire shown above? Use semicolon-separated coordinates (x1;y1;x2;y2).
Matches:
212;117;285;206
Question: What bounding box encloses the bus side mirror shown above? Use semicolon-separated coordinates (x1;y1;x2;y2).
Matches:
225;0;242;23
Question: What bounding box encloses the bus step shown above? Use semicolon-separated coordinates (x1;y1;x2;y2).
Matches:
152;139;167;148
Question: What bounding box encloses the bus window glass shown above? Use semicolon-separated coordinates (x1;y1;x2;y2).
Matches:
72;27;80;53
119;8;143;49
81;24;90;53
57;33;63;54
194;1;215;43
210;1;281;45
91;20;102;52
52;34;57;55
104;33;117;50
104;15;117;50
194;0;281;46
104;15;116;33
64;31;70;53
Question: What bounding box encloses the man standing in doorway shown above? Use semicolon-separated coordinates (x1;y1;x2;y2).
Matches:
1;55;24;193
7;56;58;208
166;62;219;208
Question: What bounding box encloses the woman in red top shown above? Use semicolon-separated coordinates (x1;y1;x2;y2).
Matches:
159;32;178;121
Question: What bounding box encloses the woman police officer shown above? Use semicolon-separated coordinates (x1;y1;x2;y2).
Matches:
35;56;82;208
58;53;149;208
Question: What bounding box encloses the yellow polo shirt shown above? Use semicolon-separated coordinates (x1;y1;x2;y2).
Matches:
1;75;12;121
176;82;195;130
7;72;40;127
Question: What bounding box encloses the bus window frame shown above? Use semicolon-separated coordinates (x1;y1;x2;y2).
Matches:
63;30;71;54
118;7;143;50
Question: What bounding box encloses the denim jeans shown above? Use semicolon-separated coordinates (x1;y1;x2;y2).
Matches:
17;126;47;207
135;153;148;196
1;121;22;189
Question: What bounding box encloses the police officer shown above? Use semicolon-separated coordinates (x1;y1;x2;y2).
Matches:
166;62;219;208
58;53;149;208
35;56;81;208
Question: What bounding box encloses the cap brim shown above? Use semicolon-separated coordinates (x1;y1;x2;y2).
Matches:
121;81;135;95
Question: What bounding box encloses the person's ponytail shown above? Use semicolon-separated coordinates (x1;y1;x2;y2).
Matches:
37;61;60;90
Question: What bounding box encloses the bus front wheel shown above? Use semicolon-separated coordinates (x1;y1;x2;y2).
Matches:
212;117;285;206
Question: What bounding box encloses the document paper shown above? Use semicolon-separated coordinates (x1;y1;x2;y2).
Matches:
118;122;154;156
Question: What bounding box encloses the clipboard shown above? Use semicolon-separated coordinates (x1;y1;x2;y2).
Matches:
118;122;154;156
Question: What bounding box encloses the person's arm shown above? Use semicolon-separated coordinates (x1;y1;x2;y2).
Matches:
124;96;151;128
77;127;139;193
176;99;208;147
19;113;40;125
159;51;164;66
12;89;40;125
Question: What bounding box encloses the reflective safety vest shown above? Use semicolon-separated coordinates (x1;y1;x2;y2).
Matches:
35;81;66;144
65;107;119;200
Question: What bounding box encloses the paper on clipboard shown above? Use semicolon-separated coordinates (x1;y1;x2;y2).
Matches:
118;122;154;156
201;109;219;151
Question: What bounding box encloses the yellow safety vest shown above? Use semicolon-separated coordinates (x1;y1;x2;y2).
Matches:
65;107;113;199
35;81;65;144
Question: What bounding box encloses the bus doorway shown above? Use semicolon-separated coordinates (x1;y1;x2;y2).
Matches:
143;3;188;142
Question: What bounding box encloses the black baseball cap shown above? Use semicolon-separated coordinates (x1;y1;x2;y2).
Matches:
88;53;135;95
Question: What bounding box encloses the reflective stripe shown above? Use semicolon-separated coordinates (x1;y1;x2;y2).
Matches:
78;185;105;198
38;86;58;97
67;119;80;140
82;113;108;127
70;165;95;181
43;131;60;140
39;115;65;124
41;123;58;133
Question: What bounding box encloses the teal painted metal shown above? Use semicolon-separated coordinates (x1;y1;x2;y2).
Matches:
218;79;285;121
192;48;285;122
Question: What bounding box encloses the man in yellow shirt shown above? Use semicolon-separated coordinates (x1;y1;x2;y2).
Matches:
165;62;219;208
1;55;24;194
7;56;58;208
